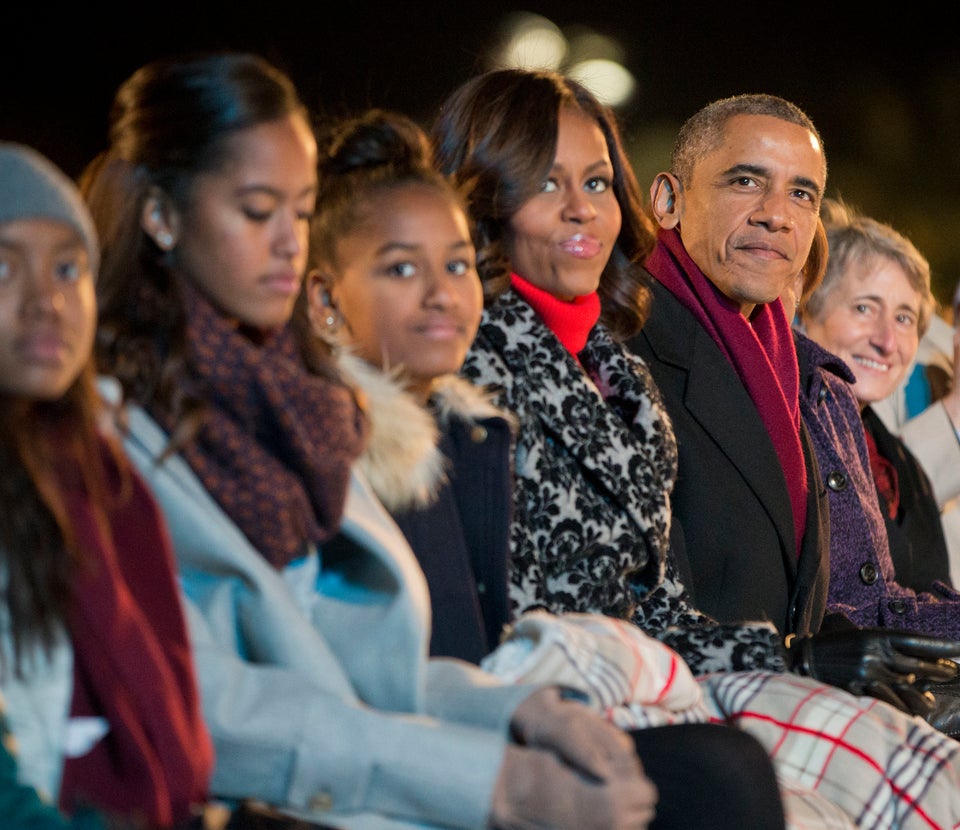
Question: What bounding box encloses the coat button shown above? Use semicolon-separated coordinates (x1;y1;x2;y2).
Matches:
888;599;907;614
470;425;488;442
859;563;879;585
308;792;334;811
826;471;847;491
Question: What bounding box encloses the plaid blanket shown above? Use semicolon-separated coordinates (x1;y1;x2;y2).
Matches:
702;670;960;830
482;609;709;727
483;611;960;830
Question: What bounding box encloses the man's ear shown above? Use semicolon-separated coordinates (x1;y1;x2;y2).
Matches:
650;172;682;230
141;188;180;250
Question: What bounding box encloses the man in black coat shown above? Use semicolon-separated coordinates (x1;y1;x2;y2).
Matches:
628;93;960;721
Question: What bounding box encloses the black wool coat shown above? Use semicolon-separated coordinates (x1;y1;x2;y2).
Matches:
628;278;831;639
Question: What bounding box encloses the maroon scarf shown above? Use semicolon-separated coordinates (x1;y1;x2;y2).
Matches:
57;438;212;826
150;284;367;567
646;228;807;556
510;272;601;358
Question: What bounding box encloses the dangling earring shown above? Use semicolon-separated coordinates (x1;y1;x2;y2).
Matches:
317;289;344;343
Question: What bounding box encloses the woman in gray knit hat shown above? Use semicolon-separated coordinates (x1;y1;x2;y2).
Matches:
0;143;99;399
0;141;216;828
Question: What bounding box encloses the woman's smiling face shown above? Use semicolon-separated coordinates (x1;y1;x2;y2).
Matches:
802;254;922;405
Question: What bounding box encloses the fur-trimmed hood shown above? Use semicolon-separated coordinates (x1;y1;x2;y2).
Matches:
338;352;513;514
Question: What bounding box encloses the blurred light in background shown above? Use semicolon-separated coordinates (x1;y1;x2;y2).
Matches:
491;12;637;108
568;60;636;107
493;13;567;71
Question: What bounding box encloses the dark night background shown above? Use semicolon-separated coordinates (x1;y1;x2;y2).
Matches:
5;2;960;305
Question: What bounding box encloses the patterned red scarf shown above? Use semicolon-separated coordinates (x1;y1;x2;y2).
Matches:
510;272;601;358
149;283;367;568
57;437;212;825
863;428;900;520
645;228;807;557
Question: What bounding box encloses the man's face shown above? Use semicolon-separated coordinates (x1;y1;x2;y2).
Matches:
675;114;826;317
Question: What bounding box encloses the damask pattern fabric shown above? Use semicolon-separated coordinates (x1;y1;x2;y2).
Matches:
462;288;787;675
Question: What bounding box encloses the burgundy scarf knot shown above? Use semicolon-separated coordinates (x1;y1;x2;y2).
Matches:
645;228;807;557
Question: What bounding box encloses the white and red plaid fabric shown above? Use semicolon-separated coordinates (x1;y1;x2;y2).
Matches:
482;610;708;727
702;670;960;830
484;611;960;830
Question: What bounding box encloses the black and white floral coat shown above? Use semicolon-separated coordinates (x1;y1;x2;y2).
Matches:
462;289;786;675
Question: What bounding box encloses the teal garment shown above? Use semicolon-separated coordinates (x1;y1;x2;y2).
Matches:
903;362;933;420
0;724;105;829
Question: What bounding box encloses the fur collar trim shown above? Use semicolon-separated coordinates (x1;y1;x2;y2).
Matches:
338;352;511;513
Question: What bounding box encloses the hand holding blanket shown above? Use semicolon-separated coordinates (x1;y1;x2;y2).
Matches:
481;611;709;727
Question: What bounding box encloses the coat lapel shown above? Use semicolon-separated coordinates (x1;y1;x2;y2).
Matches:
480;291;673;543
645;283;798;576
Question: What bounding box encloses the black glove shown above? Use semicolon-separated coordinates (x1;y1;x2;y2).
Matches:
925;675;960;740
786;628;960;716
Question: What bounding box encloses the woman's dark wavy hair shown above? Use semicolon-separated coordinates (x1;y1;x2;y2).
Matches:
430;67;655;339
81;51;338;453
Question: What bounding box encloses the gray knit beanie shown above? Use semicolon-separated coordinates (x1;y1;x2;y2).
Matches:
0;141;99;274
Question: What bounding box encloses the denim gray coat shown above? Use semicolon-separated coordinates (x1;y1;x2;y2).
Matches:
119;402;541;830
